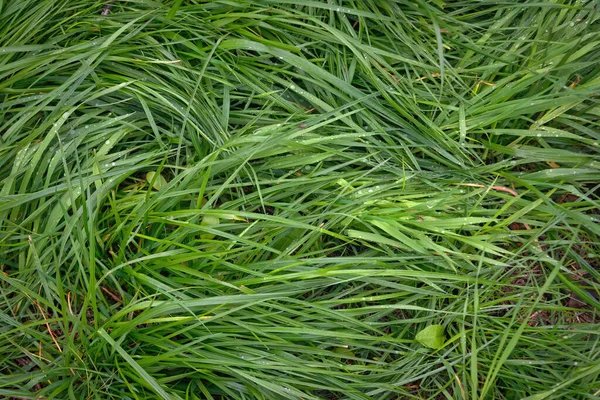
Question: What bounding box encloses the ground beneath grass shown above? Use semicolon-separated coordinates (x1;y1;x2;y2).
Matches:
1;1;599;399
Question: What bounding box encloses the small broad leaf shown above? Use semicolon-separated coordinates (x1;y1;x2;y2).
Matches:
332;346;356;358
336;178;349;186
200;215;220;239
146;171;168;190
415;324;445;349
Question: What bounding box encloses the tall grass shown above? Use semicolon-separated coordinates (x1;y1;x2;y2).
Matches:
1;1;599;399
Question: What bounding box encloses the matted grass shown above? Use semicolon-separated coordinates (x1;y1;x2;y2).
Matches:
1;1;599;399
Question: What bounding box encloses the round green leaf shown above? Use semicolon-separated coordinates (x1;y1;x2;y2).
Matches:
146;171;168;191
200;215;220;240
415;324;445;350
332;346;356;358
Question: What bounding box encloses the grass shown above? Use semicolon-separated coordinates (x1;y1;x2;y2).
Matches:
0;0;599;399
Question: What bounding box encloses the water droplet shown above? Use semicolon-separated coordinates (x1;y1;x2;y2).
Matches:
569;22;575;27
111;162;116;166
368;189;373;193
84;125;89;129
289;84;295;90
427;204;433;209
573;362;578;366
105;140;110;145
536;133;541;137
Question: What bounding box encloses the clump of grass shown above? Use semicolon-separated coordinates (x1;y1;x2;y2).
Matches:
1;1;599;399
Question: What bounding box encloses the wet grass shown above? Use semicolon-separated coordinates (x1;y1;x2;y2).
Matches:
0;1;599;399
